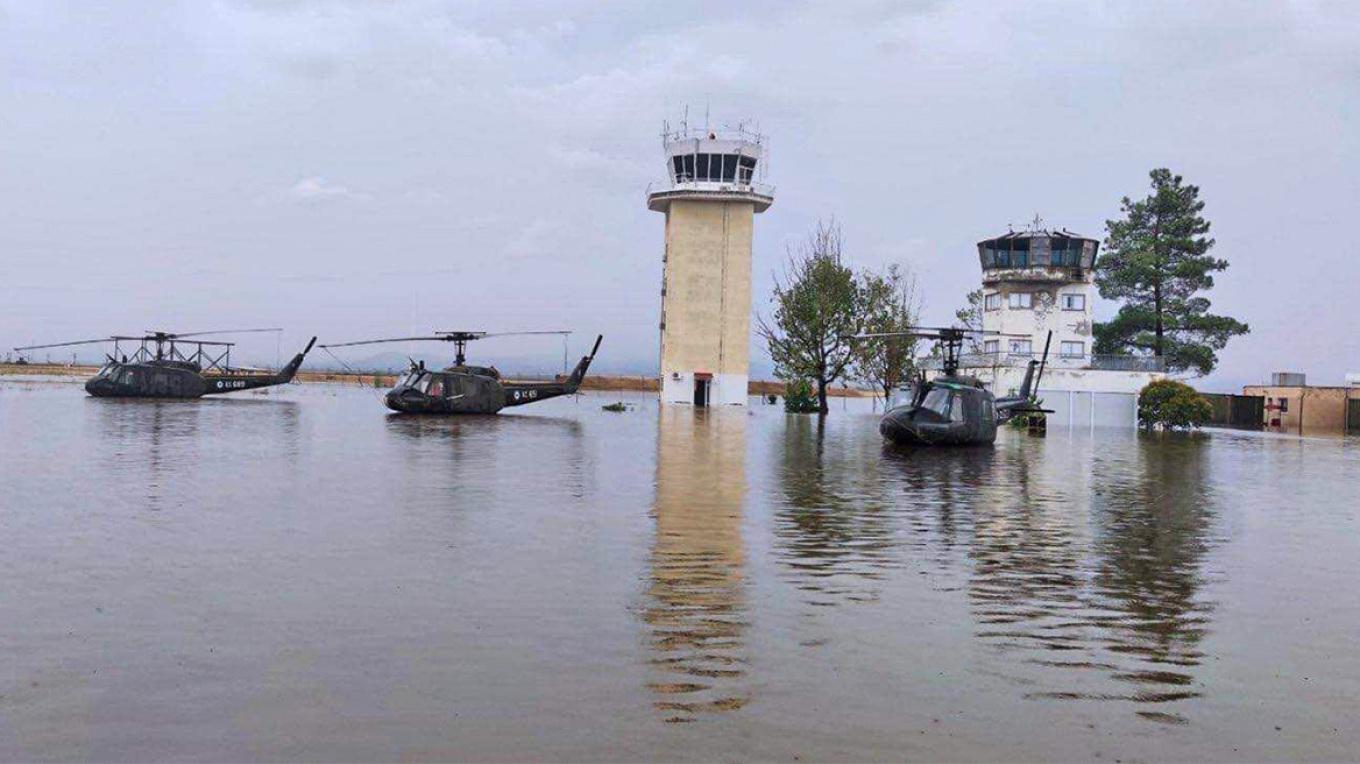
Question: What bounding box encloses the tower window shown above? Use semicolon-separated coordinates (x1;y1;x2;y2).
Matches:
1008;292;1033;310
984;292;1001;311
1060;341;1084;358
1008;339;1033;355
738;156;756;184
1061;293;1086;311
984;339;1000;354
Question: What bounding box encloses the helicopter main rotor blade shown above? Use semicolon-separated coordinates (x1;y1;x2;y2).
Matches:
475;330;571;338
13;338;113;351
152;328;283;339
318;336;448;349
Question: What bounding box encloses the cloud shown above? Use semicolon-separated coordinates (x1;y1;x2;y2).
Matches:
283;176;370;203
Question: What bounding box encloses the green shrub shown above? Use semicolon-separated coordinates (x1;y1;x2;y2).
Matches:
1138;379;1212;430
783;379;819;413
1007;398;1045;430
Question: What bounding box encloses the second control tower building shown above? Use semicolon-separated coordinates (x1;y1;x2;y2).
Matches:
647;122;773;406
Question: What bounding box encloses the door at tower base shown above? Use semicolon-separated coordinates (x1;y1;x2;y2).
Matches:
662;371;748;406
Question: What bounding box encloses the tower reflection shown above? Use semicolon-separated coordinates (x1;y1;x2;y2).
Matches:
643;407;749;723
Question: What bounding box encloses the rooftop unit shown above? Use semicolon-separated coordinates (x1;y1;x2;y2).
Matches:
1271;372;1307;387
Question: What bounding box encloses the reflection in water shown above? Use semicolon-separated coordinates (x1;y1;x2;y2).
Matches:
644;408;749;723
92;399;203;512
1088;436;1216;721
384;413;588;502
774;417;898;608
90;397;302;512
955;434;1216;724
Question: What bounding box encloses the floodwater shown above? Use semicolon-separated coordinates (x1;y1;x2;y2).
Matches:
2;376;1358;762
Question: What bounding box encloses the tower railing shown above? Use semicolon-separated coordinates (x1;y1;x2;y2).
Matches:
920;351;1164;373
646;179;776;199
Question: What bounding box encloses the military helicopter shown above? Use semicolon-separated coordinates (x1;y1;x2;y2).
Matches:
13;329;316;399
318;331;603;415
851;327;1052;446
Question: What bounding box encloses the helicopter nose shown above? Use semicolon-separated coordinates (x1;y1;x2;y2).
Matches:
384;388;419;411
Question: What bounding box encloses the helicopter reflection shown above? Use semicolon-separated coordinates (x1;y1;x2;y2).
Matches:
642;407;750;723
89;396;302;512
90;398;202;512
383;413;589;504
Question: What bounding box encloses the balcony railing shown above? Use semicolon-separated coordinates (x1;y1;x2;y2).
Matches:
646;179;776;198
921;352;1164;373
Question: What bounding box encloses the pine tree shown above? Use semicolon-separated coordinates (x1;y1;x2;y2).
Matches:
1095;169;1248;376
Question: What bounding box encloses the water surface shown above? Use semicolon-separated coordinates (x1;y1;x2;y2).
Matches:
2;378;1358;761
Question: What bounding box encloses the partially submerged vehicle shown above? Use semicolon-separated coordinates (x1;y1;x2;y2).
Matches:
319;331;602;415
859;328;1051;447
13;329;315;399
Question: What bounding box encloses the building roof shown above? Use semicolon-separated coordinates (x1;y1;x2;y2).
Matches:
978;227;1097;246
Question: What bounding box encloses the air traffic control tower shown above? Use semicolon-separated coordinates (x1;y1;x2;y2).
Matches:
647;123;773;406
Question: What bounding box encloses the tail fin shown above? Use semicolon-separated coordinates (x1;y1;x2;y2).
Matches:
278;336;317;383
566;335;603;390
1017;359;1038;401
1016;331;1052;401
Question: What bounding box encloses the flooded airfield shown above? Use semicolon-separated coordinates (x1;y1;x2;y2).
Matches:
2;378;1358;761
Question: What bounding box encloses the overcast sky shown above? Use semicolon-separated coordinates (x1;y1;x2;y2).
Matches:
2;1;1356;389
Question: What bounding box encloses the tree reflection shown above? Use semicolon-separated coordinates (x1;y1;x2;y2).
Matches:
773;416;897;608
1087;434;1216;722
642;408;749;723
960;433;1217;725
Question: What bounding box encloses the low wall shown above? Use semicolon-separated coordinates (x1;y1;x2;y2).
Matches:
0;364;870;399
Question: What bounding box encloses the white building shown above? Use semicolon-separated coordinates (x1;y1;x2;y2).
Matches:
971;225;1163;427
647;123;773;406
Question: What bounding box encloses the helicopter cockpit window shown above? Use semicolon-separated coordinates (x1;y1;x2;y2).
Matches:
921;388;951;417
95;365;115;378
426;376;445;397
397;371;419;388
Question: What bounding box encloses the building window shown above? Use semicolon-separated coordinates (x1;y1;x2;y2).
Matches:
738;155;757;184
1008;292;1033;310
984;339;1000;354
1008;339;1032;355
1061;293;1086;311
984;292;1001;311
1060;341;1084;358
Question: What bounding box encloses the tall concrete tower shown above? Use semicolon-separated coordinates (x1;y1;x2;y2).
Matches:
647;122;773;406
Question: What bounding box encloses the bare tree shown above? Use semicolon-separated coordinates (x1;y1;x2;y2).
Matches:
853;263;922;405
757;220;861;415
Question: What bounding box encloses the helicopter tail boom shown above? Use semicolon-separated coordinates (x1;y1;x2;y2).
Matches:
500;335;603;408
199;336;316;394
